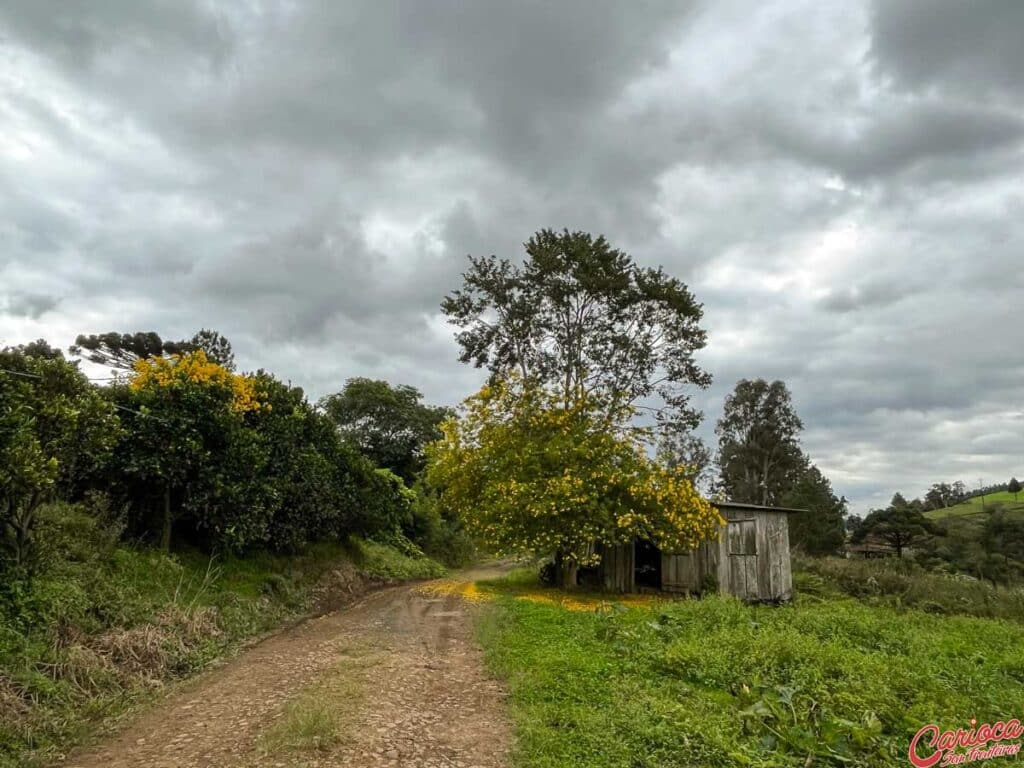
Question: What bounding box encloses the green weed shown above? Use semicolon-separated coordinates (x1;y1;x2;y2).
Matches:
478;572;1024;767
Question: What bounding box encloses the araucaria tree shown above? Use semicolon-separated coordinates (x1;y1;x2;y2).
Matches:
441;229;710;435
716;379;805;506
70;328;236;371
854;495;934;559
427;379;720;588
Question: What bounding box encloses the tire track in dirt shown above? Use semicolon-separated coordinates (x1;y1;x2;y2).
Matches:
61;565;512;768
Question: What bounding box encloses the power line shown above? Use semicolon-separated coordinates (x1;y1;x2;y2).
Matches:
110;403;171;424
0;366;122;383
0;367;43;380
0;367;170;424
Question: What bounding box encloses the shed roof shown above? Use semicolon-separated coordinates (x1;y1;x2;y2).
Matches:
711;500;807;514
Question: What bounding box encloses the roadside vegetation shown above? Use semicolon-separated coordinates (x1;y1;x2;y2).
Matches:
477;568;1024;768
0;500;443;768
795;555;1024;622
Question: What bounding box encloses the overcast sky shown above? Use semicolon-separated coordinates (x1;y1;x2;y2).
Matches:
1;1;1021;512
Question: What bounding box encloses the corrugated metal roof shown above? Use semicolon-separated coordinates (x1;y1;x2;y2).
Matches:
711;500;807;514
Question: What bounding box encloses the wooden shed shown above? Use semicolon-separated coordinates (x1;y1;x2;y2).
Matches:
596;501;800;601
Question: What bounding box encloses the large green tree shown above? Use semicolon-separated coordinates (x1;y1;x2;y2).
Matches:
249;372;407;551
441;229;710;436
715;379;805;505
0;344;120;570
109;351;269;550
855;497;935;559
780;463;847;555
188;329;236;370
981;509;1024;582
656;431;712;491
320;378;451;482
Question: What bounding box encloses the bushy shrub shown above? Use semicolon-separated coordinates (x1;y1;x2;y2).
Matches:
404;484;477;567
345;537;445;581
795;555;1024;621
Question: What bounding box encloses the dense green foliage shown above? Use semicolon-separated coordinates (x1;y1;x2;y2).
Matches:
478;570;1024;768
853;495;936;559
1;338;457;567
0;345;121;571
780;464;848;556
319;377;451;483
922;506;1024;586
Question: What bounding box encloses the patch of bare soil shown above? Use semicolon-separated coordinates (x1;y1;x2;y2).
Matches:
60;566;512;768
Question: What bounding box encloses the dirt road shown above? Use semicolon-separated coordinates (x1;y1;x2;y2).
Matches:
63;565;512;768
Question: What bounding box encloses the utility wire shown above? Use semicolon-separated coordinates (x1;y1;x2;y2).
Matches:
0;367;171;424
0;366;121;383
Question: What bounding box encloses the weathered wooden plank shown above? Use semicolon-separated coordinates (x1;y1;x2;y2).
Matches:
715;537;729;593
745;556;758;600
778;517;792;599
756;516;771;599
728;555;745;598
743;522;757;555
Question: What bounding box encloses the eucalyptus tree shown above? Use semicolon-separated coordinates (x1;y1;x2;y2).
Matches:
715;378;805;506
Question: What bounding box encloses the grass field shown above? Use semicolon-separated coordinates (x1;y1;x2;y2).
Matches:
477;569;1024;768
925;490;1024;520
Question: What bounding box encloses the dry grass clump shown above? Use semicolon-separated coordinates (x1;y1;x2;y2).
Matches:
90;604;221;683
0;677;32;722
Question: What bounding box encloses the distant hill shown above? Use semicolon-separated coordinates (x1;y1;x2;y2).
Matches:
925;490;1024;520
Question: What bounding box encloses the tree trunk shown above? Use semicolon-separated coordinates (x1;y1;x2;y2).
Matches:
160;485;172;551
561;562;579;590
553;549;579;590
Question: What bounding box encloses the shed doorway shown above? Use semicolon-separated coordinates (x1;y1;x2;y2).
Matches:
634;538;662;590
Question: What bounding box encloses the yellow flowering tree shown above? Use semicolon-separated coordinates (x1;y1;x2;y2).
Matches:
115;351;271;550
426;379;721;588
128;350;262;413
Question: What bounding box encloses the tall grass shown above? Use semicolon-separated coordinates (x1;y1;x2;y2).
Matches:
794;555;1024;621
478;572;1024;767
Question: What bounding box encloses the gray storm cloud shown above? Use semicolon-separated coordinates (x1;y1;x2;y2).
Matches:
0;0;1021;512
